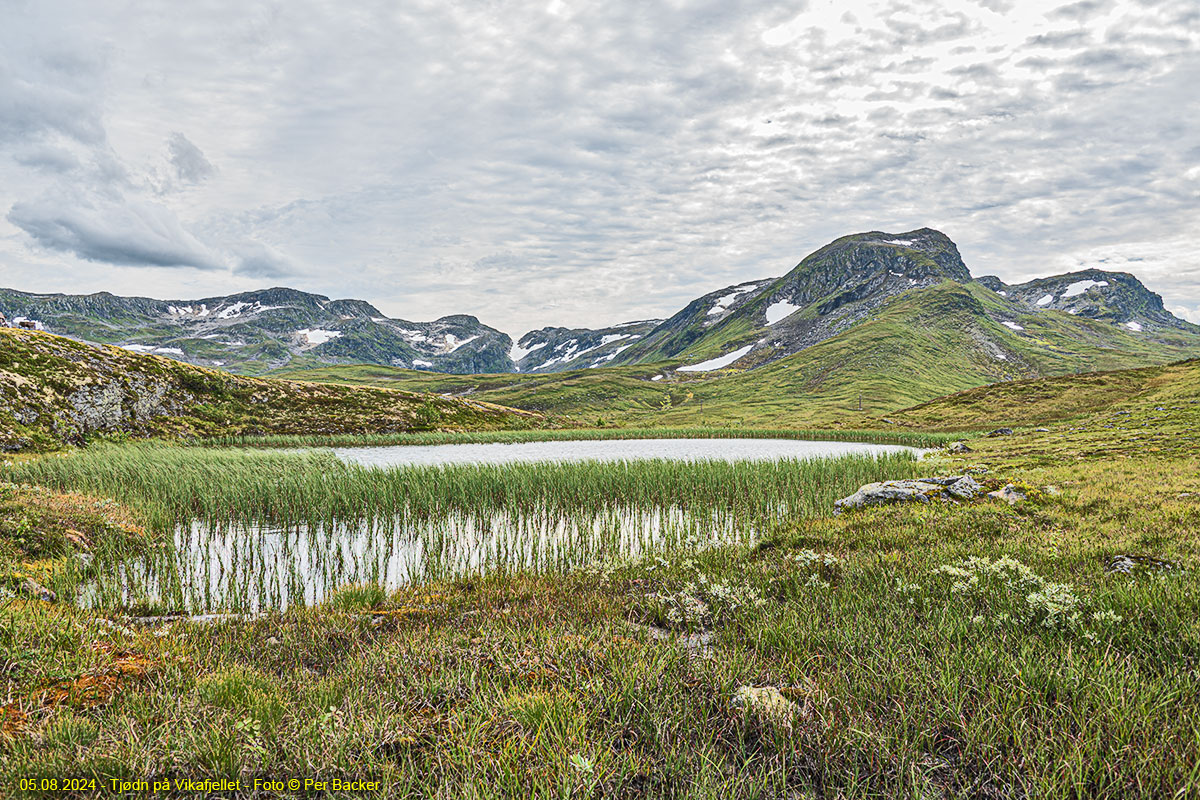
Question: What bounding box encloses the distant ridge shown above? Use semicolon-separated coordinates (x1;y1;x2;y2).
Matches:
3;228;1197;378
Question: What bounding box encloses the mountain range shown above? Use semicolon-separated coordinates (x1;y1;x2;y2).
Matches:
3;228;1198;384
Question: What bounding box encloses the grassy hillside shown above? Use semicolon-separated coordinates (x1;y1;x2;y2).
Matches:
893;358;1200;431
276;283;1200;430
3;352;1199;795
0;329;541;451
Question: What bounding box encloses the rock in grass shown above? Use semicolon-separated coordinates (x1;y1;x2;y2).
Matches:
834;480;942;513
988;428;1014;437
19;577;56;602
948;441;972;453
945;475;984;499
730;686;797;727
987;484;1026;505
1105;554;1175;575
834;476;981;512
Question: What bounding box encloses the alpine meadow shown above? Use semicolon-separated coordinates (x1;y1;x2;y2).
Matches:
3;1;1200;798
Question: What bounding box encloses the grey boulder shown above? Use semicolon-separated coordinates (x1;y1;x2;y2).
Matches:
834;475;982;513
987;484;1026;504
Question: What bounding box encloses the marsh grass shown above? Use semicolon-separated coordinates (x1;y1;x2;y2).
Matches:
11;442;924;613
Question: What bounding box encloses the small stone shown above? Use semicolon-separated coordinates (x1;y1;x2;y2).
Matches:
1035;428;1050;432
1043;485;1061;495
948;442;972;454
19;577;56;602
1106;555;1136;575
987;484;1026;505
266;636;281;646
987;428;1014;437
730;686;797;727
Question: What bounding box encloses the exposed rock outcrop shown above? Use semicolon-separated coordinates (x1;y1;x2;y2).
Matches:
834;475;984;513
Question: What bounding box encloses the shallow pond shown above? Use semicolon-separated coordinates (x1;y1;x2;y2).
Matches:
75;439;923;613
81;507;738;612
334;437;917;467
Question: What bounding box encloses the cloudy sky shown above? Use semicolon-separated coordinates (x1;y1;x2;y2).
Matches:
1;0;1198;335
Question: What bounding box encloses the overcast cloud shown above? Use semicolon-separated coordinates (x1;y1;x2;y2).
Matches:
0;0;1197;334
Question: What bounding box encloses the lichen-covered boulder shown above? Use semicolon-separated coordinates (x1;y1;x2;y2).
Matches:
948;441;972;453
834;479;944;513
834;475;985;513
945;475;984;499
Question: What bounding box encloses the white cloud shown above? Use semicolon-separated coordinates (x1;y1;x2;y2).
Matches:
0;0;1196;334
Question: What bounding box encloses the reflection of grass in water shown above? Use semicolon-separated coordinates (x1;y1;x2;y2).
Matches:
13;442;922;612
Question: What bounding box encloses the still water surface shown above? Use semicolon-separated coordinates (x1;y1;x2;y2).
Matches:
334;437;916;467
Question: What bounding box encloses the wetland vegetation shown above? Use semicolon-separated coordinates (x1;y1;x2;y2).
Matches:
9;442;922;614
2;363;1199;797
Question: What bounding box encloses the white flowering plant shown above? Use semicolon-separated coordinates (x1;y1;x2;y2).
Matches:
930;556;1122;636
649;572;767;630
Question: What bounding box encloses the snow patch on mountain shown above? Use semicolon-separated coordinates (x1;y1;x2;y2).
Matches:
509;340;546;363
298;329;342;346
445;334;479;352
678;344;754;372
707;283;761;317
1062;279;1108;298
765;299;801;325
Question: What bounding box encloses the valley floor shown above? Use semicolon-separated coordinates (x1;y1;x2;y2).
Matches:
1;399;1198;797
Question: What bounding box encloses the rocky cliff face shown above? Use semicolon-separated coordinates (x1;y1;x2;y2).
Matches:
0;329;538;451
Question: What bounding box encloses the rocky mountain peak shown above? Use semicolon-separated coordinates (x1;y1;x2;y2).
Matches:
986;269;1196;331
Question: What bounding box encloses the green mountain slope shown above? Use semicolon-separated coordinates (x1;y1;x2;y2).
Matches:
610;228;1200;373
0;330;540;451
276;281;1200;428
891;358;1200;431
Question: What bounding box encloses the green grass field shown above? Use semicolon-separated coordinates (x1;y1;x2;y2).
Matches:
2;360;1199;797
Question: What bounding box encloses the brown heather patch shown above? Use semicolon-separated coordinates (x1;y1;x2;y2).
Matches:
1;642;164;738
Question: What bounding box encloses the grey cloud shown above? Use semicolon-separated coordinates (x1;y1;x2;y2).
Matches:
232;241;293;278
0;71;106;146
12;145;81;173
7;194;224;270
1049;0;1115;20
1025;30;1090;48
167;132;216;185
